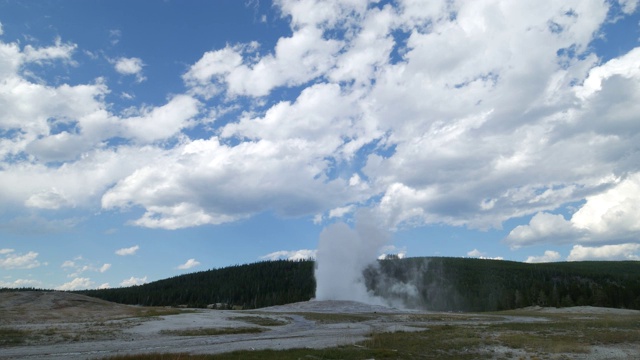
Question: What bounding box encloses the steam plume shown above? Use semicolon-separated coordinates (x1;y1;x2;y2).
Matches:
314;210;389;304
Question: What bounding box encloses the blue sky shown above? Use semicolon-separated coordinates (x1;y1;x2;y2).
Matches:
1;0;640;290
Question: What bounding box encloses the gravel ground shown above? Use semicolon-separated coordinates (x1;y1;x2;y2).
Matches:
1;292;639;359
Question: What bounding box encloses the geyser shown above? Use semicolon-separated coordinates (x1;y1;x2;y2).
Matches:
314;210;389;304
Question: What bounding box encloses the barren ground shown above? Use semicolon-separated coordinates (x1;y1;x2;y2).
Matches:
1;291;639;359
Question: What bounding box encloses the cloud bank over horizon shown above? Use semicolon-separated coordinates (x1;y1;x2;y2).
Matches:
1;0;640;289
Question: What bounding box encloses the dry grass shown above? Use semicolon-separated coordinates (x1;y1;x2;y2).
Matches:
159;327;265;336
0;328;30;347
228;315;288;326
295;312;375;324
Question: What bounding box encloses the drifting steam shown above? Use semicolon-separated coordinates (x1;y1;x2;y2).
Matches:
314;210;423;308
314;211;388;304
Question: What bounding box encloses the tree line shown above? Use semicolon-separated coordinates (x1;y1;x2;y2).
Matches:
78;259;315;309
365;257;640;311
3;257;639;311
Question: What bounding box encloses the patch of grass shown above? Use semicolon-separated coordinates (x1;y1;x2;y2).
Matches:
102;328;494;359
100;353;196;360
133;307;191;318
0;328;30;347
296;312;374;324
487;312;640;354
229;315;288;326
497;331;588;354
160;327;265;336
363;327;491;359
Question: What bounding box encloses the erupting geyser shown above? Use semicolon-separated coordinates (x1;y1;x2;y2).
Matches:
314;210;389;304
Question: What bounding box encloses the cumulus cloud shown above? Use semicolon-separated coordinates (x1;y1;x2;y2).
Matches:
261;249;317;261
22;37;77;65
177;258;200;270
1;0;639;259
115;245;139;256
505;212;582;249
506;173;640;248
525;250;562;263
184;25;342;97
618;0;639;14
0;249;41;269
56;277;93;290
114;57;145;82
120;276;147;287
328;205;355;219
567;244;640;261
60;256;110;277
378;245;407;260
0;278;42;288
466;249;503;260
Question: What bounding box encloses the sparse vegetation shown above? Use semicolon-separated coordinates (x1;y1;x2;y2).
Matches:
229;315;288;326
160;327;264;336
296;312;374;324
0;328;30;347
102;309;640;359
131;307;192;318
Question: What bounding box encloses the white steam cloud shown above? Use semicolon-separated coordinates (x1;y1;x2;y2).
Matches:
314;210;389;304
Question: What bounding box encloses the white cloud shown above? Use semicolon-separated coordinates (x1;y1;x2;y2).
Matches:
56;277;93;291
0;0;639;258
466;248;503;260
378;245;407;260
98;283;110;289
185;25;342;97
506;173;640;248
261;249;317;261
114;57;145;82
0;250;41;269
567;244;640;261
99;263;111;273
467;249;485;258
122;95;200;144
101;135;370;229
276;0;368;29
120;276;147;287
177;258;200;270
115;245;139;256
109;29;121;45
22;37;77;64
575;47;640;100
0;278;42;288
328;205;355;219
618;0;639;14
60;257;110;277
0;21;3;36
505;212;582;249
525;250;562;263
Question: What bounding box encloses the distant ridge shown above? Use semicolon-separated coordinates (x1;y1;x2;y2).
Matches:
78;259;315;309
51;257;640;311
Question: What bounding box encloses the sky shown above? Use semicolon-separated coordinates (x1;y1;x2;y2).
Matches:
1;0;640;291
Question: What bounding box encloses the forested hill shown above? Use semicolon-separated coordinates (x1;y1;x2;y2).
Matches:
73;258;640;311
365;257;640;311
78;260;316;309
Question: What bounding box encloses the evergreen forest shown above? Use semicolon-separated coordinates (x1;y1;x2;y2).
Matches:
4;257;639;312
